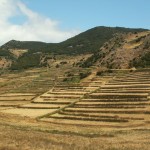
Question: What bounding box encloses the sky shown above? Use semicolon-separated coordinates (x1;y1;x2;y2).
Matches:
0;0;150;45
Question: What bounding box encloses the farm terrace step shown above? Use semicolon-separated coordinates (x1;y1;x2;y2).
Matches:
89;93;148;98
18;103;61;109
81;98;148;102
96;90;150;93
72;105;145;109
47;91;87;95
47;114;128;123
32;101;71;105
101;84;150;88
0;101;29;107
52;89;86;92
40;117;144;127
0;93;36;96
40;95;82;99
76;101;150;105
0;96;35;101
100;87;150;90
106;82;150;85
0;108;57;118
58;111;145;121
64;108;150;114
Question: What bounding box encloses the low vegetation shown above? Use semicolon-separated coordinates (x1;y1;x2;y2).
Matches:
0;26;148;70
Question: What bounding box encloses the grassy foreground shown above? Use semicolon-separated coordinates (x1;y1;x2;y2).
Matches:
0;112;150;150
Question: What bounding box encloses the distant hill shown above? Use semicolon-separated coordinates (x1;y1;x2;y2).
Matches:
0;26;148;70
0;26;147;55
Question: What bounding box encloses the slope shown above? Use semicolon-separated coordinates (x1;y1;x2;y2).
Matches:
82;31;150;69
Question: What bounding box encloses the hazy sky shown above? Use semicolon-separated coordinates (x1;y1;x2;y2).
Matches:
0;0;150;45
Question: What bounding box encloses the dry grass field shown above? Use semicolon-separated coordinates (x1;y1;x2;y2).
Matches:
0;67;150;150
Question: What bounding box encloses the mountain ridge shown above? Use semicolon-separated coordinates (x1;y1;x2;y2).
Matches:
0;26;149;70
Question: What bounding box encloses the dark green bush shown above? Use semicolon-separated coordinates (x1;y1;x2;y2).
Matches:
11;53;40;70
79;72;91;79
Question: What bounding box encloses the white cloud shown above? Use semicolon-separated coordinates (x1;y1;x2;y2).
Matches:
0;0;80;45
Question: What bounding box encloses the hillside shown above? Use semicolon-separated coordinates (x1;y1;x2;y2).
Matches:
82;31;150;69
0;26;148;70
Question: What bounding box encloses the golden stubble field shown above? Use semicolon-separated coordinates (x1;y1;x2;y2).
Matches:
0;67;150;150
0;112;150;150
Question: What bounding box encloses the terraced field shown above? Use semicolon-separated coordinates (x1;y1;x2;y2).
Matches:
1;68;150;150
39;70;150;128
0;68;150;129
0;67;94;118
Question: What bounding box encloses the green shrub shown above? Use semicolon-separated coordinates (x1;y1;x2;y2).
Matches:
79;72;91;79
11;53;40;70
